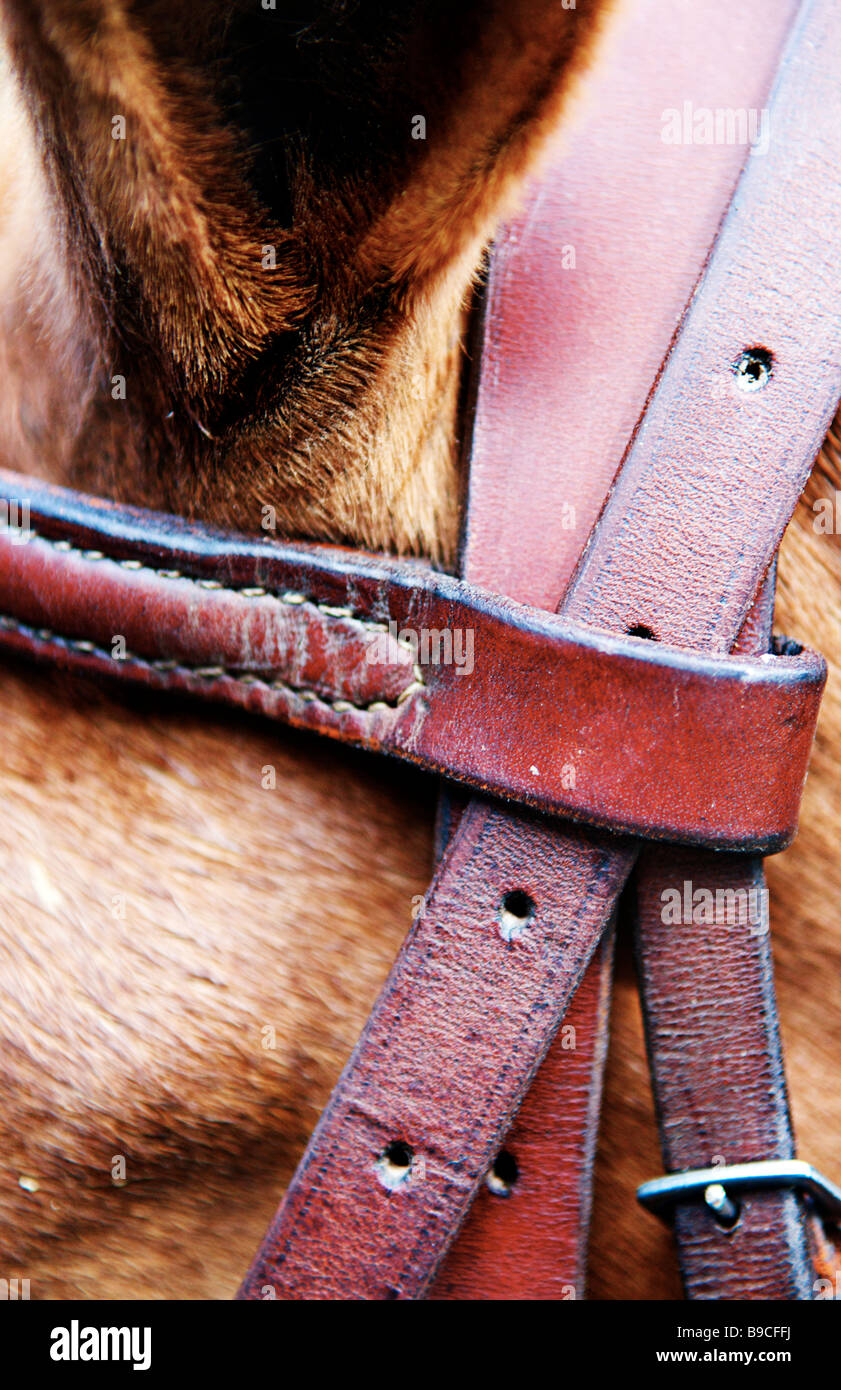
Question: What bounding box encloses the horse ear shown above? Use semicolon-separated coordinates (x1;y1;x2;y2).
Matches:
348;0;613;297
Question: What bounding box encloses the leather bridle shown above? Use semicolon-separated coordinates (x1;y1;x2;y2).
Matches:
2;0;841;1299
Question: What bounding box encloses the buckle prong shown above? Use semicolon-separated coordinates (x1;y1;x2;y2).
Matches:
637;1160;841;1224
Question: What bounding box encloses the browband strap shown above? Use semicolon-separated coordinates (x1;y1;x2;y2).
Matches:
0;472;823;853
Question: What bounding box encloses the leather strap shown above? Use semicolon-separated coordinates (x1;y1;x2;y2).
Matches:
433;0;801;1300
429;909;615;1300
459;0;799;609
0;474;821;852
633;564;820;1298
563;0;841;1297
238;0;841;1300
634;845;818;1299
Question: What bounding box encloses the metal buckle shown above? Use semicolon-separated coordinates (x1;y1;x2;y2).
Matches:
637;1160;841;1225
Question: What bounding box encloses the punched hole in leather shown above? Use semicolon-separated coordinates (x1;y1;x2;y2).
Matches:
733;346;774;392
374;1142;415;1193
497;890;536;943
485;1149;519;1198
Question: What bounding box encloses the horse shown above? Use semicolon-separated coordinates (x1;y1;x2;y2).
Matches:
0;0;838;1299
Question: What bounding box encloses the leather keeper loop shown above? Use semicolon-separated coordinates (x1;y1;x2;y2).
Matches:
0;471;824;853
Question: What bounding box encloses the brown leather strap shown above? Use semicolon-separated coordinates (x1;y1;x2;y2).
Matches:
433;0;801;1299
404;789;615;1302
634;567;819;1298
240;804;635;1300
634;846;817;1299
567;0;841;1296
572;0;840;1298
237;0;841;1300
561;0;841;645
459;0;800;608
0;474;821;852
429;915;615;1300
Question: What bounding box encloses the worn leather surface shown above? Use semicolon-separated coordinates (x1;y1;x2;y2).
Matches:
434;0;801;1301
428;937;615;1300
563;0;841;647
634;846;816;1299
634;571;817;1298
460;0;799;613
430;790;616;1301
576;0;841;1299
239;802;636;1299
568;0;841;1298
0;474;822;852
237;0;839;1300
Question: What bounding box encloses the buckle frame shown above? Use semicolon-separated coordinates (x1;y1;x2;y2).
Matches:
637;1160;841;1225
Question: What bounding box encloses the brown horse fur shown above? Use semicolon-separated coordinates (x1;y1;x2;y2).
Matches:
0;0;615;560
0;0;838;1300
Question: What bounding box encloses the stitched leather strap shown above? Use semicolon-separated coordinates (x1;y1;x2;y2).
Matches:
237;0;841;1301
0;474;821;852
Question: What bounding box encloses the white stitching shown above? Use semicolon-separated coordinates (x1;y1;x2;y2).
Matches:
0;519;427;709
0;520;403;639
0;612;424;714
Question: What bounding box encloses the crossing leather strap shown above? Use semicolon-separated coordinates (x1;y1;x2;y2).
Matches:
458;0;799;610
429;910;615;1300
433;0;800;1299
238;0;841;1301
565;0;840;1295
0;476;821;852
